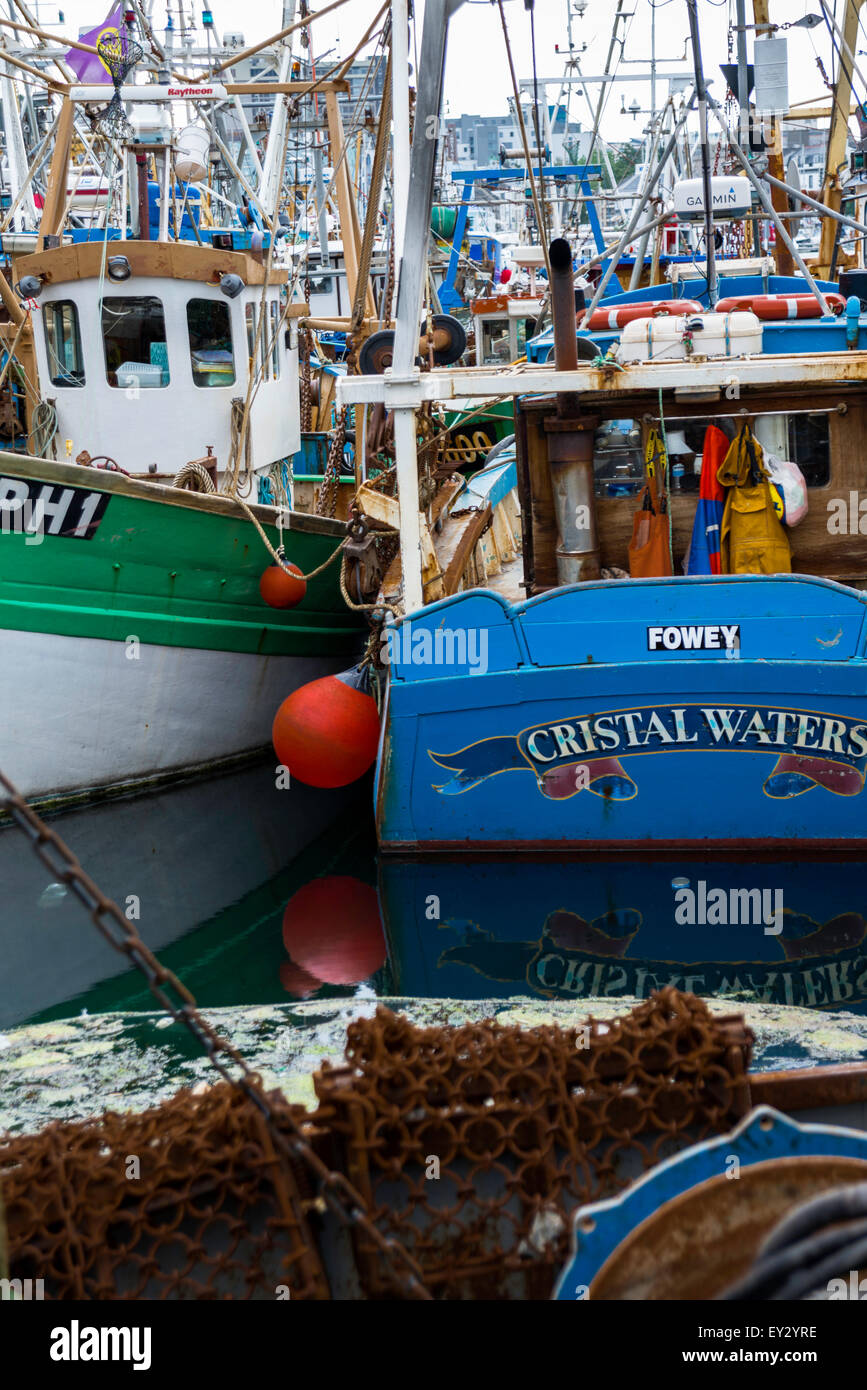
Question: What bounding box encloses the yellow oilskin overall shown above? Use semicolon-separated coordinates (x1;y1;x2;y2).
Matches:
717;425;791;575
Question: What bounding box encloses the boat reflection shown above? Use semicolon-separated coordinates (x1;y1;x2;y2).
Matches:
0;761;369;1027
378;855;867;1014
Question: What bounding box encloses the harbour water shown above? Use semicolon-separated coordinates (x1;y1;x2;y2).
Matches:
7;761;867;1031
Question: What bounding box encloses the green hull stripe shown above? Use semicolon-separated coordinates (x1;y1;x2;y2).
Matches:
0;468;363;656
0;596;360;655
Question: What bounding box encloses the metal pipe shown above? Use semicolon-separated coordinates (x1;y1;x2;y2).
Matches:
762;170;867;236
136;153;150;241
390;0;465;613
735;0;749;141
546;238;599;583
642;404;848;425
628;106;667;291
549;237;579;375
313;143;331;268
390;0;411;278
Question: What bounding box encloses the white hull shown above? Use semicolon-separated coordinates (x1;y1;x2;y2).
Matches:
0;628;345;801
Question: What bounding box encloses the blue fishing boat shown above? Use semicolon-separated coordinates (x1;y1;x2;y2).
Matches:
376;570;867;850
336;0;867;857
364;307;867;850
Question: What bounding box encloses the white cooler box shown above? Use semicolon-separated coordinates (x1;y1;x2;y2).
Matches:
619;310;762;362
117;361;165;388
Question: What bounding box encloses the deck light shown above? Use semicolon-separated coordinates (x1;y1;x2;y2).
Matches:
107;256;132;281
219;273;244;299
16;275;42;299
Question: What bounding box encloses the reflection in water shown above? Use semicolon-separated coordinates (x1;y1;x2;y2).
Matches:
378;857;867;1015
4;758;865;1026
280;877;386;989
0;761;377;1028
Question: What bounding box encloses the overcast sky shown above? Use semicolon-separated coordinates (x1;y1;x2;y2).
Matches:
35;1;860;144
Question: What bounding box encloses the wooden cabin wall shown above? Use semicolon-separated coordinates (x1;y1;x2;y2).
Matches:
517;384;867;593
293;477;356;521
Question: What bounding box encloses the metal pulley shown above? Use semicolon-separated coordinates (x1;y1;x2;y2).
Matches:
343;509;382;597
419;313;467;366
357;313;467;375
358;330;398;376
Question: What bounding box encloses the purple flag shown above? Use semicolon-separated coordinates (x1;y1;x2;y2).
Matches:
66;4;126;84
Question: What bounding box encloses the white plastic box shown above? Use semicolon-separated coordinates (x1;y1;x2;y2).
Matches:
618;310;762;362
117;362;164;389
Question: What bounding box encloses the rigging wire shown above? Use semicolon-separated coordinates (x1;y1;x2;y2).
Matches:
527;0;548;247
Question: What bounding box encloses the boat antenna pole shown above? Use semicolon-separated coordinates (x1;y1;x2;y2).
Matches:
686;0;718;305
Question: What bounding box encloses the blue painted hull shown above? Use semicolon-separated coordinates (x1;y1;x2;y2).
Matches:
379;854;867;1014
377;575;867;850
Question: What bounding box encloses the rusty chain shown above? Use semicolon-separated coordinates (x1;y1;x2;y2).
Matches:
0;769;432;1300
299;327;313;433
315;406;348;517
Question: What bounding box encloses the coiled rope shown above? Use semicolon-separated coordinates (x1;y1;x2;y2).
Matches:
173;460;216;493
29;399;58;459
721;1181;867;1300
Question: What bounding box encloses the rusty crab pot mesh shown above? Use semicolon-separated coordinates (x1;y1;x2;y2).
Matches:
309;988;754;1299
0;989;753;1300
0;1085;331;1300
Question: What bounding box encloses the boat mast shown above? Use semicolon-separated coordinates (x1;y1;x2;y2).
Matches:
814;0;866;277
390;0;410;285
685;0;717;305
391;0;464;614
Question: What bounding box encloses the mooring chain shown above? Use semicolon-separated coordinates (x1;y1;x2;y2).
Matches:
316;406;348;517
299;326;313;433
0;770;432;1300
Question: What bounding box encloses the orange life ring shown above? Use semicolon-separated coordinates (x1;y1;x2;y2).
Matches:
584;299;703;330
714;292;846;320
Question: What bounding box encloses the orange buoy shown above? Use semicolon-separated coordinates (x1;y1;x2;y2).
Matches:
272;670;380;787
281;877;386;984
259;559;307;609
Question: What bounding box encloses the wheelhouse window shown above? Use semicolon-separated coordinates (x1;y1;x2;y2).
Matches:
788;413;831;487
186;298;235;387
593;419;644;497
43;300;84;386
102;296;169;388
480;316;511;364
516;315;536;355
246;301;281;382
269;302;280;379
246;304;260;378
592;413;832;499
308;273;334;298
